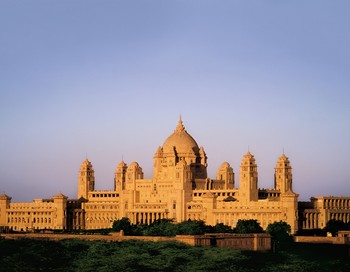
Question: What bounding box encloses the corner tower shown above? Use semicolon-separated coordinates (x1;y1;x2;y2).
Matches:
0;194;11;226
78;159;95;199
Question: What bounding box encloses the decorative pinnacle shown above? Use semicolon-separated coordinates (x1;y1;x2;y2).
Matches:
176;115;185;132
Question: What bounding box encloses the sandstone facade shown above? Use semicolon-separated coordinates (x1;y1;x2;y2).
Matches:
1;118;347;234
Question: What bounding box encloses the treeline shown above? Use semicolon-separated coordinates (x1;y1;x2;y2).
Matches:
112;218;350;240
30;218;348;241
112;218;261;236
112;218;292;242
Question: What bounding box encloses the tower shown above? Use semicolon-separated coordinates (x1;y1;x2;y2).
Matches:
78;159;95;199
115;160;128;191
0;194;11;227
239;152;258;202
274;154;293;193
274;154;299;233
153;146;163;180
174;159;193;221
125;162;143;186
53;193;68;230
216;162;235;189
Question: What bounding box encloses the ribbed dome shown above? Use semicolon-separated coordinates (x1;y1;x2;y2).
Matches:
162;117;199;154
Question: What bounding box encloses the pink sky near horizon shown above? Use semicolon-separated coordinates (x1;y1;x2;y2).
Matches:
0;1;349;202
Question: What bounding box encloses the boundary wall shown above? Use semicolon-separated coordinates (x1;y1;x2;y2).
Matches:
0;232;271;251
295;236;350;245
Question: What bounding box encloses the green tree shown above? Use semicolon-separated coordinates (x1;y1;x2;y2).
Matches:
175;220;207;235
235;219;263;234
266;221;292;244
131;223;148;236
112;217;132;235
213;223;234;233
324;219;348;236
146;219;176;236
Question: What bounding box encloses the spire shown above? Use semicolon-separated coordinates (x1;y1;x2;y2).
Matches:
176;115;185;132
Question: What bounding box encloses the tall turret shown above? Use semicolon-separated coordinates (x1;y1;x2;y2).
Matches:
239;152;258;202
115;160;128;191
125;162;144;189
198;146;208;179
216;162;235;189
153;146;163;179
78;159;95;199
274;154;293;193
274;154;298;233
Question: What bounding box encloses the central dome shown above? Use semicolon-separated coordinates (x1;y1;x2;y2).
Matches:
162;118;199;154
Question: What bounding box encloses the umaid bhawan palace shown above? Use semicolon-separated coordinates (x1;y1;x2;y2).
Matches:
1;118;350;234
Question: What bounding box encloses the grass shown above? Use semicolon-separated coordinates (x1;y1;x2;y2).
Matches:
0;238;349;272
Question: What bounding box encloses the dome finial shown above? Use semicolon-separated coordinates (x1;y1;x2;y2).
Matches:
176;115;185;132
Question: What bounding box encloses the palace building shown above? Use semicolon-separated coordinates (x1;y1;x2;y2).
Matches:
298;196;350;230
0;118;349;234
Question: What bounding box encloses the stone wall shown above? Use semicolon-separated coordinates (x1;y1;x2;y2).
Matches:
0;232;271;251
294;236;350;245
1;233;175;243
176;233;271;251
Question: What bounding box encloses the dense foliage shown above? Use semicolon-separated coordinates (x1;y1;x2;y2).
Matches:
112;217;133;235
266;221;293;244
0;238;349;271
235;219;263;234
111;218;233;236
296;228;327;237
324;219;350;236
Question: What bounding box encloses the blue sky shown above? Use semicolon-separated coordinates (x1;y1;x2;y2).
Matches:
0;1;349;201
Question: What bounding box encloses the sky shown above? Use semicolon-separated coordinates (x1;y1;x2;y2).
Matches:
0;0;349;202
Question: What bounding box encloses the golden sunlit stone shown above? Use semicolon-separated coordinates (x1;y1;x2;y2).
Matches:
1;117;349;234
